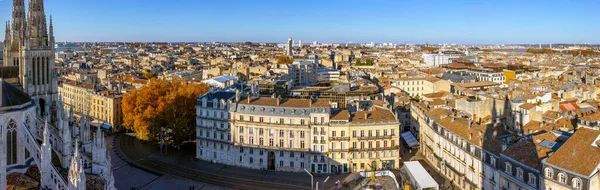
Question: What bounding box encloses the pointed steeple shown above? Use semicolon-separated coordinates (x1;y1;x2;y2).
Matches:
49;15;54;47
4;21;9;37
68;141;86;190
4;21;10;45
40;117;53;189
11;0;26;45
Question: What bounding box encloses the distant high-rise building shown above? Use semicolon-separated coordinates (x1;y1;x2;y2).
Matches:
287;37;293;57
313;41;318;46
298;40;302;47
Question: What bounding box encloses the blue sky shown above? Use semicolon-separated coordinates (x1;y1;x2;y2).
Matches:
0;0;598;44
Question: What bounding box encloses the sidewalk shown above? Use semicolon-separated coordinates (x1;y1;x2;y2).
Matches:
116;133;354;190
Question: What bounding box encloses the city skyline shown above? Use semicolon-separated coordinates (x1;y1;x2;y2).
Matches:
1;0;599;44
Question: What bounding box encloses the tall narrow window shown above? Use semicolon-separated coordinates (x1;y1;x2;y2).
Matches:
7;119;18;165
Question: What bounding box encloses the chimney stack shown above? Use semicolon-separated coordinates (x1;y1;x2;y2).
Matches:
277;95;281;106
235;89;240;102
247;92;251;104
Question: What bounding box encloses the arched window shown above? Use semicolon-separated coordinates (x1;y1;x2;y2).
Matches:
558;172;567;184
545;167;553;178
7;119;18;165
572;178;582;189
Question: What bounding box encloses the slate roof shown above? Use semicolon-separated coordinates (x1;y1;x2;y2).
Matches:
0;79;32;107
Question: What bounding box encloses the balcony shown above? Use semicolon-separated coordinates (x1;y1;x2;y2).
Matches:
329;137;350;141
320;140;326;144
313;140;318;144
236;120;305;127
329;148;350;152
196;136;232;144
197;115;230;122
356;135;394;140
348;146;399;152
320;131;326;135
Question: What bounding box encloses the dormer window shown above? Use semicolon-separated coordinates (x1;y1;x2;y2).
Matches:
545;167;553;178
505;162;512;175
528;173;536;187
516;167;523;180
558;172;567;184
572;178;582;189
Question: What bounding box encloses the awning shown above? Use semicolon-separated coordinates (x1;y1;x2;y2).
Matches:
101;124;112;130
401;132;419;147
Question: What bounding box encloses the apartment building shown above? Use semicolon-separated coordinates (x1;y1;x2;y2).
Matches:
411;102;510;190
196;89;400;174
59;80;123;131
287;61;319;87
467;67;506;84
388;76;451;97
541;128;600;190
422;50;466;67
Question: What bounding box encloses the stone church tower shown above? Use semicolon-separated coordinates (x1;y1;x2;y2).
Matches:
3;0;58;120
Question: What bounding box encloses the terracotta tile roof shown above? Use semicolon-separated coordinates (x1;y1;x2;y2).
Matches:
455;81;500;88
580;112;600;122
542;111;561;120
428;108;451;120
331;110;350;121
559;103;579;111
523;121;557;134
312;99;331;107
422;91;450;99
502;141;544;169
519;103;536;110
546;128;600;177
430;99;446;106
350;107;397;124
555;118;575;131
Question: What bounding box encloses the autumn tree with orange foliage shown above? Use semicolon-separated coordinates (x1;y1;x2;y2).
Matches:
122;78;208;145
276;56;294;64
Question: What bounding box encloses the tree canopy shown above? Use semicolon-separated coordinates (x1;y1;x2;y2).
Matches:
122;78;208;145
143;71;156;79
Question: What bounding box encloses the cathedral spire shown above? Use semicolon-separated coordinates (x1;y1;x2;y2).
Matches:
40;117;53;189
4;21;10;42
49;15;55;47
11;0;25;44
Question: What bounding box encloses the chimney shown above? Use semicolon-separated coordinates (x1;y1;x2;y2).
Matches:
235;89;240;102
310;96;313;107
247;92;251;104
469;133;472;140
277;95;281;106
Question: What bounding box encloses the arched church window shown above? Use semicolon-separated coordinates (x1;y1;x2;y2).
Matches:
7;119;18;165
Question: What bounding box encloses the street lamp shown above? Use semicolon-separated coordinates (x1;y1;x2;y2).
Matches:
322;176;329;190
304;168;313;190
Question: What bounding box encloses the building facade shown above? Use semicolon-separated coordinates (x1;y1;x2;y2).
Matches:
196;89;400;174
422;51;466;67
59;80;123;131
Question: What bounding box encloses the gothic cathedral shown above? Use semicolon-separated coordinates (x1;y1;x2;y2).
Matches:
2;0;115;189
